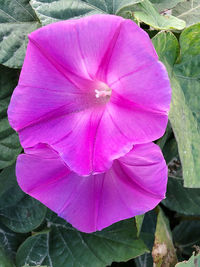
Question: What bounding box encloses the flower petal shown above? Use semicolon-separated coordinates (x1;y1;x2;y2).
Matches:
91;107;134;173
16;143;167;233
7;39;96;131
18;40;83;93
95;143;167;230
29;15;123;80
8;85;76;131
16;144;74;214
110;61;171;112
106;19;158;84
105;98;168;145
16;105;107;175
51;106;107;175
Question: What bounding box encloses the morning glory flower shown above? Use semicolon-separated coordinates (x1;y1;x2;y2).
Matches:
16;142;167;233
8;15;171;176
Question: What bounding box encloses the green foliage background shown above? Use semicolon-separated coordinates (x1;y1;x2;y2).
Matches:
0;0;200;266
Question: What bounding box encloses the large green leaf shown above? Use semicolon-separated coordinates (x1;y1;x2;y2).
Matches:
173;221;200;256
0;65;22;169
16;212;148;267
172;0;200;26
172;24;200;188
175;253;200;266
0;0;40;68
0;0;37;22
0;165;24;209
0;196;46;233
152;31;179;71
73;0;143;14
150;0;184;12
152;25;200;188
0;247;14;267
0;221;27;259
162;177;200;215
30;0;142;26
127;0;185;30
0;164;46;233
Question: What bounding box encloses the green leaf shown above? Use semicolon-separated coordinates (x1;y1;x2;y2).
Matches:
152;25;200;188
150;0;184;12
152;31;179;71
162;137;179;165
172;24;200;188
172;0;200;27
0;166;46;233
30;0;142;26
80;0;143;14
175;253;200;266
0;0;37;22
162;177;200;215
0;247;14;267
0;196;46;233
135;253;153;267
135;214;145;237
16;212;148;267
0;116;22;170
0;0;40;68
135;210;157;267
0;65;22;169
152;207;177;266
173;221;200;256
30;0;104;25
0;165;24;209
0;221;27;259
23;265;48;267
0;65;19;98
131;0;185;30
169;74;200;188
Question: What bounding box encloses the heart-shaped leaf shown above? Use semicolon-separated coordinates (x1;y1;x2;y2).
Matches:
16;212;148;267
0;0;40;68
152;24;200;188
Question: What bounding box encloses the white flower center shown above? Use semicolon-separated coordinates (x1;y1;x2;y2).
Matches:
94;82;111;99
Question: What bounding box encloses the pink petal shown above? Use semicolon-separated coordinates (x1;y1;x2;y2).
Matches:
95;143;167;230
18;40;84;93
16;143;167;233
16;106;107;175
105;19;158;84
8;85;76;131
104;100;168;144
91;107;134;173
51;106;107;175
8;39;96;131
28;15;123;80
17;144;73;214
110;61;171;112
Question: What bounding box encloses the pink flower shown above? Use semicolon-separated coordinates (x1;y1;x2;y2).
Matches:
8;15;171;176
16;142;167;233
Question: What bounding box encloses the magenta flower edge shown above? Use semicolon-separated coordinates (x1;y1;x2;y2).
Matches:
16;142;167;233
